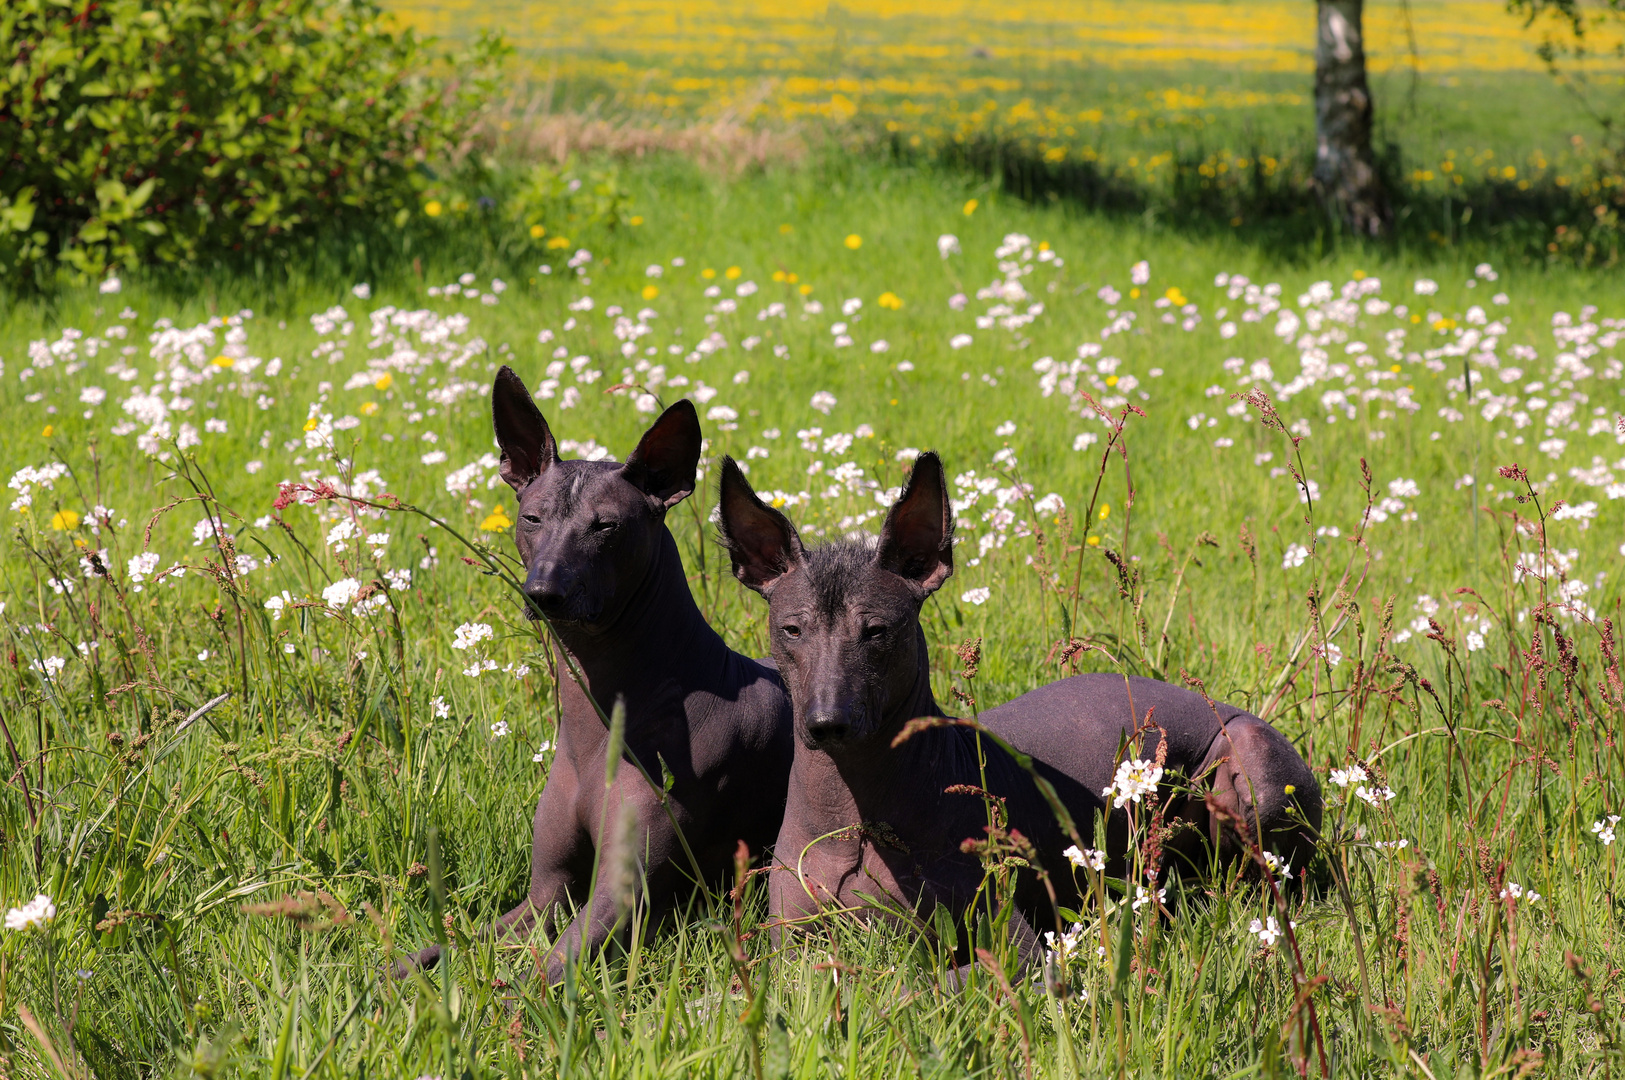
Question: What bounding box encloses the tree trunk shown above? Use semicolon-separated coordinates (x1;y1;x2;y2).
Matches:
1313;0;1391;236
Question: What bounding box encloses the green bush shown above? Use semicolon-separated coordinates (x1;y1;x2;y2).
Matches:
0;0;505;286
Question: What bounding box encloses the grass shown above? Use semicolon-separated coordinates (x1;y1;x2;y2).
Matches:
385;0;1625;265
5;154;1625;1076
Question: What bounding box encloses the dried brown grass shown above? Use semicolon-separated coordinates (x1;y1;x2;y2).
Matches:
471;82;814;173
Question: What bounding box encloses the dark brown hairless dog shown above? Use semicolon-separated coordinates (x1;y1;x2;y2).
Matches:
715;449;1320;964
396;367;793;982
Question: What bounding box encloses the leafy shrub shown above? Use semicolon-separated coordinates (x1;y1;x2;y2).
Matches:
0;0;505;286
507;159;633;249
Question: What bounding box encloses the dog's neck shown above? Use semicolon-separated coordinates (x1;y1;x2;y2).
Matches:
548;527;728;732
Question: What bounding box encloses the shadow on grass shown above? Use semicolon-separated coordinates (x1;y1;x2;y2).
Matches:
917;134;1625;269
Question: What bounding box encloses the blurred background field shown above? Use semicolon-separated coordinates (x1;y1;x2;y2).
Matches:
387;1;1618;184
372;0;1625;262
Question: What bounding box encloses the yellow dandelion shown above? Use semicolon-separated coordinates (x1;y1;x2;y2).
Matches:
1389;364;1401;373
360;401;379;416
1087;535;1101;546
772;270;787;282
1098;504;1111;520
303;417;319;432
629;215;644;226
726;266;742;280
963;199;979;216
642;284;660;300
799;283;813;296
210;355;233;368
546;236;570;250
479;508;513;532
374;372;393;391
779;223;793;234
844;234;862;250
50;509;79;531
424;200;443;218
41;424;54;438
1130;288;1141;300
529;224;546;239
878;291;903;310
1352;269;1367;280
1106;375;1118;386
702;268;716;280
787;273;799;283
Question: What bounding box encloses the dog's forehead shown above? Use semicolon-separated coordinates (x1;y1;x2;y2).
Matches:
518;459;631;514
778;543;911;623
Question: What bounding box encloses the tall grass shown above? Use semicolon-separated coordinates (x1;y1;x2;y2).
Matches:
3;157;1625;1076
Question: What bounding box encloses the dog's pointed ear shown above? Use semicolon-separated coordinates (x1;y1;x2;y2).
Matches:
877;451;953;595
622;398;703;509
717;456;805;596
492;365;558;492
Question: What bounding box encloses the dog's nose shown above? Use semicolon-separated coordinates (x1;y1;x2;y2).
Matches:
804;708;852;746
523;562;573;614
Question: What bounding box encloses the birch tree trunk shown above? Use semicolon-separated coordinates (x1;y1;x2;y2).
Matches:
1313;0;1391;236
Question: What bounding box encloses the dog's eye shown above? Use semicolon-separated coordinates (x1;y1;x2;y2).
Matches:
781;624;801;640
861;623;888;641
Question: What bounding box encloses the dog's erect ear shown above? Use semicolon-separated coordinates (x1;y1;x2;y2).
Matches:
876;451;954;595
492;366;558;492
717;456;805;596
622;398;703;509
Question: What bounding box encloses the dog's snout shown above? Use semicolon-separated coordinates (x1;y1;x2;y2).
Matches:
523;561;574;612
804;707;854;746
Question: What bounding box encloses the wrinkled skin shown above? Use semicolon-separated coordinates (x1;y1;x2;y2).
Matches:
716;451;1321;968
395;367;793;983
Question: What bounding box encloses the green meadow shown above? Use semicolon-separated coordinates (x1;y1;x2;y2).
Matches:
5;151;1625;1075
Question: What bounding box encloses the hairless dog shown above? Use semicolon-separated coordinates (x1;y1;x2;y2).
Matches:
396;367;793;982
715;450;1320;964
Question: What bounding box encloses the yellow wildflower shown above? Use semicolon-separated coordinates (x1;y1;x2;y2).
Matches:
546;236;570;250
844;234;862;250
374;373;393;391
629;215;644;226
529;224;546;239
643;284;660;300
726;266;742;279
50;509;79;531
480;508;513;532
41;424;54;437
210;355;233;368
360;402;379;416
424;200;443;218
963;199;979;216
702;268;716;279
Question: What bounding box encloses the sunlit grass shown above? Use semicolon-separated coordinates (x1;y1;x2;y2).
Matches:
4;157;1625;1075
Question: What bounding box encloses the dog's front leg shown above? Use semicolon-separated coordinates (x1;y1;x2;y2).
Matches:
536;783;677;983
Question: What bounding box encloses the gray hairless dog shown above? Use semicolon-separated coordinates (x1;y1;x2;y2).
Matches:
715;449;1320;964
396;367;793;981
